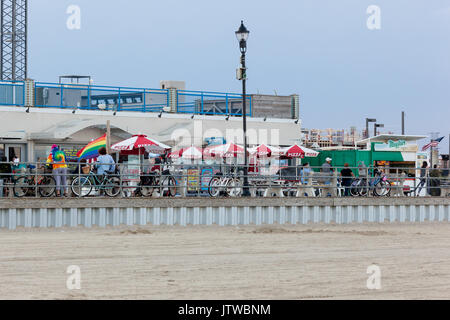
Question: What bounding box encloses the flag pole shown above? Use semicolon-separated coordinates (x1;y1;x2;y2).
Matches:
106;120;111;154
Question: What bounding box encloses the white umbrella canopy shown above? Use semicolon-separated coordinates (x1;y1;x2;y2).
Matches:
280;144;319;158
168;146;203;160
111;134;171;154
248;144;283;157
203;143;246;158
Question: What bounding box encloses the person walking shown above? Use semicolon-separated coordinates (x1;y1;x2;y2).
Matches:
340;163;355;197
415;161;428;196
47;145;68;197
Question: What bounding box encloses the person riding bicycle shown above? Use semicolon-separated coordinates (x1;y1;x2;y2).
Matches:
95;147;116;180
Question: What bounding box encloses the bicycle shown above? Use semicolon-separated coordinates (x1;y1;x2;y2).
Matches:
350;171;391;197
13;171;56;197
208;172;242;197
134;169;177;197
71;169;121;197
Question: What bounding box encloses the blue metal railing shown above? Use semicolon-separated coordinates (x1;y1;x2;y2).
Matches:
177;90;252;116
0;81;254;117
33;82;169;113
0;81;25;106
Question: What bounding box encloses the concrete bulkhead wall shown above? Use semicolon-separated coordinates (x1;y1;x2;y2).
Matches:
0;198;449;230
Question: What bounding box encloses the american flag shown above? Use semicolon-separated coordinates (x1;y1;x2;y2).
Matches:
422;136;445;151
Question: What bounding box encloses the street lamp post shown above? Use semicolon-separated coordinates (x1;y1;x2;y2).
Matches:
374;123;384;137
236;20;250;196
365;118;376;139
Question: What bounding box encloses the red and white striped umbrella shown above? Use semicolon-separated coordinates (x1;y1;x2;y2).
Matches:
204;143;246;158
248;144;283;157
111;134;171;154
168;146;203;160
281;144;319;158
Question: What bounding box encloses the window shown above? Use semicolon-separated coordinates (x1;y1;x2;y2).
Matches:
0;144;5;159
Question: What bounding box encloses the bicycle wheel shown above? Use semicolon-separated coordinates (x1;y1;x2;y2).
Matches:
38;176;56;197
208;177;222;197
373;180;389;197
166;176;177;197
14;176;30;197
227;178;243;197
140;176;155;197
71;176;92;197
350;180;360;197
104;176;121;197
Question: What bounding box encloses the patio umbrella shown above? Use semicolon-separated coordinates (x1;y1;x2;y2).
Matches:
281;144;319;158
204;143;246;158
168;146;203;160
111;134;171;154
248;144;283;157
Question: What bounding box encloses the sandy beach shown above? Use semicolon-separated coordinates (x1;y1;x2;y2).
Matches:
2;222;450;300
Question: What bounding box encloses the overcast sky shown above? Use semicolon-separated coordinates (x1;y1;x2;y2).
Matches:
29;0;450;152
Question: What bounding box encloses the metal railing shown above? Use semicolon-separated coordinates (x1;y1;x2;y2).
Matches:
33;82;169;112
1;81;255;117
177;90;252;116
0;81;25;106
1;161;449;199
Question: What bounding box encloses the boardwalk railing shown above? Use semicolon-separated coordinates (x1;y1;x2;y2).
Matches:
1;162;449;199
0;81;25;106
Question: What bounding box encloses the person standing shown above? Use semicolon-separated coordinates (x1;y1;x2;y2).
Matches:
300;163;312;185
0;156;12;197
47;145;68;197
429;164;441;197
415;161;428;196
321;157;333;183
340;163;355;197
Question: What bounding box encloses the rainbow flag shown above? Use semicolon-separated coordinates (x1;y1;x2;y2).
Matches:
77;134;107;160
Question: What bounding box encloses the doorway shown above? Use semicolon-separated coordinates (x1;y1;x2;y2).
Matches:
5;144;26;162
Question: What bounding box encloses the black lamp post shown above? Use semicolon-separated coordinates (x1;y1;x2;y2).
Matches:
374;123;384;137
365;118;376;139
236;20;250;196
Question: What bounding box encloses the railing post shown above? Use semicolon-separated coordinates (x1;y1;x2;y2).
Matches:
201;92;204;115
118;87;121;112
87;84;91;110
60;84;63;108
143;89;146;112
34;162;38;198
226;93;229;115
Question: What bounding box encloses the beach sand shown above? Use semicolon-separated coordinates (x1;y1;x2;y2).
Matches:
2;222;450;300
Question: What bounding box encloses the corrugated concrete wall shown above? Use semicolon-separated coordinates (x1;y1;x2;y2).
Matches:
1;198;449;230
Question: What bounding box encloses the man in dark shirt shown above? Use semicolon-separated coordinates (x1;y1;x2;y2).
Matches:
0;156;12;197
340;163;355;197
0;156;12;180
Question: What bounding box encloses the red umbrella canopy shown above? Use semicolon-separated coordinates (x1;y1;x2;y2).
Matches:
249;144;283;157
111;135;171;154
281;145;319;158
168;146;203;159
204;143;246;158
